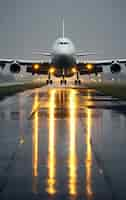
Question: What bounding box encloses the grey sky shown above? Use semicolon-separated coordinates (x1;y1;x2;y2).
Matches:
0;0;126;60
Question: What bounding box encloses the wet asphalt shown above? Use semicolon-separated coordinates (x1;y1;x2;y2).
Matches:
0;86;126;200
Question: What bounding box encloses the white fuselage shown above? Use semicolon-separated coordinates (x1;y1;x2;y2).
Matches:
51;37;76;68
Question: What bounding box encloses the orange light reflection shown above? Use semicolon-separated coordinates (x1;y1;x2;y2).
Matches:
47;89;56;195
19;93;25;145
69;89;77;196
85;93;93;199
32;90;39;193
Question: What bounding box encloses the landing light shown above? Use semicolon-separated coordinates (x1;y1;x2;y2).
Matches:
50;68;55;73
86;64;93;70
72;67;77;73
33;64;40;70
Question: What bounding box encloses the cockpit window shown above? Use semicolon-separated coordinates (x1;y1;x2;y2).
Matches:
59;42;69;45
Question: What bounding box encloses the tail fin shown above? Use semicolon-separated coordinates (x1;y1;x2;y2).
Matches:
62;18;64;38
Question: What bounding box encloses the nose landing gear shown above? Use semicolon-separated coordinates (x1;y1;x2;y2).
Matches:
60;73;67;85
60;79;67;85
75;79;81;85
46;79;53;84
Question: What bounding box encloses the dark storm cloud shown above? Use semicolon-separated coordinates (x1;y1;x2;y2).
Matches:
0;0;126;59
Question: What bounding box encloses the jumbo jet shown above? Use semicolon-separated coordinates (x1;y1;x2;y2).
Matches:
0;20;126;85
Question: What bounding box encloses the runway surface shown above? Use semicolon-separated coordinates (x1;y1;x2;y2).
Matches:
0;86;126;200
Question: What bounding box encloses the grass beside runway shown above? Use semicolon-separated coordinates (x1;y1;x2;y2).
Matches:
0;82;45;100
85;82;126;100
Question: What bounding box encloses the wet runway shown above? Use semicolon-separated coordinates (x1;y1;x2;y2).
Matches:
0;86;126;200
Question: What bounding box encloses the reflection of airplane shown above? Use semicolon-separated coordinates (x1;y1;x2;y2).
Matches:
0;19;126;85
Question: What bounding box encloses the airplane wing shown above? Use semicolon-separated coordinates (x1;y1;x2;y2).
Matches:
0;49;51;66
0;58;51;74
0;57;126;75
0;59;44;66
76;52;96;57
80;58;126;65
77;58;126;75
32;50;52;56
16;59;44;65
0;59;14;64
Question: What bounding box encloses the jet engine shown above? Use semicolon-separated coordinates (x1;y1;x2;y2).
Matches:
10;62;21;73
110;61;121;73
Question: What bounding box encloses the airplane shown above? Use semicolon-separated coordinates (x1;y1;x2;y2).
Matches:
0;19;126;85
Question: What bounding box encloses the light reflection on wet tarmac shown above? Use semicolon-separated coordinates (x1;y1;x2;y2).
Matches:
1;88;126;199
32;90;39;193
47;89;56;195
85;99;93;199
68;90;77;196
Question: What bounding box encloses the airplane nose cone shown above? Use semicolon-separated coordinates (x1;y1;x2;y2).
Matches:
52;37;75;56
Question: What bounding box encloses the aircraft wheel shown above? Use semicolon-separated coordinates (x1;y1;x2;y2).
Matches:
60;80;63;85
46;80;49;84
78;80;81;85
75;80;77;85
64;80;67;85
50;80;53;84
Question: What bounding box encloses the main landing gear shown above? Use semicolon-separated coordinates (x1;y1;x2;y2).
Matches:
74;71;81;85
60;74;67;85
75;79;81;85
46;72;53;85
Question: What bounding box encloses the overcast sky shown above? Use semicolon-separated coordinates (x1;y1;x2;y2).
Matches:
0;0;126;60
